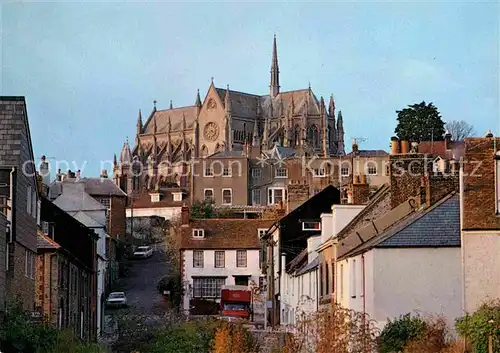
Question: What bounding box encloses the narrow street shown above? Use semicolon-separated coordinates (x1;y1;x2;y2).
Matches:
101;242;174;348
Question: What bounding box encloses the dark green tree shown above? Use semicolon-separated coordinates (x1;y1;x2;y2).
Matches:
190;199;215;219
394;101;445;142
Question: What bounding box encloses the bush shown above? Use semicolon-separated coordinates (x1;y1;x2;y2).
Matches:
378;313;427;353
213;322;259;353
403;316;449;353
146;318;221;353
456;300;500;353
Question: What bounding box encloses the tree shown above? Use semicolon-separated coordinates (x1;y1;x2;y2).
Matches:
378;313;427;353
191;199;216;219
395;101;445;142
445;120;475;141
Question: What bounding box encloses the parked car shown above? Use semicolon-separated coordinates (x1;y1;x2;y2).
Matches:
133;245;153;259
106;292;127;308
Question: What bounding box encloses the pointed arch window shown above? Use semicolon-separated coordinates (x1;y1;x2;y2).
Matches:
294;125;301;147
201;145;209;158
308;125;319;148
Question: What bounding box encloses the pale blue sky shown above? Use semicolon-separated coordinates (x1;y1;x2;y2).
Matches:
2;1;499;176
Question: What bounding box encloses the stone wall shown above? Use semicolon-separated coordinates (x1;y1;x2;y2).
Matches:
286;181;310;213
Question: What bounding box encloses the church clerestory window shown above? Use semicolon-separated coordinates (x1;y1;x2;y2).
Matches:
308;125;319;148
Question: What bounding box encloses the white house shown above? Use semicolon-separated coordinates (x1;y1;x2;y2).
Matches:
179;206;274;320
51;181;109;336
126;188;185;219
335;193;463;330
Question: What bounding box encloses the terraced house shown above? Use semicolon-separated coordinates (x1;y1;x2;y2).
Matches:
0;96;40;312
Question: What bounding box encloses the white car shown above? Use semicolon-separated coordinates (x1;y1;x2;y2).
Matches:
133;245;153;259
106;292;127;308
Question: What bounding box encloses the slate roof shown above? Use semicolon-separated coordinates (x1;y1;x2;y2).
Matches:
70;211;105;228
180;219;275;250
341;193;459;258
37;231;61;250
295;257;319;276
52;185;107;212
345;150;389;157
49;178;126;199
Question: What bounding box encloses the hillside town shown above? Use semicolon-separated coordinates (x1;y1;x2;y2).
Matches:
1;4;499;353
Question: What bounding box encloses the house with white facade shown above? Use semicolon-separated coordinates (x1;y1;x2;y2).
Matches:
51;181;109;336
460;135;500;314
335;192;463;330
127;188;186;219
179;205;275;319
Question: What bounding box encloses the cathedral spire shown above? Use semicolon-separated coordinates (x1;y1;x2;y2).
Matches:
225;85;232;151
169;100;173;109
195;89;202;107
137;109;143;135
337;110;345;155
252;116;260;147
328;94;335;117
270;34;280;98
113;153;117;167
225;85;231;113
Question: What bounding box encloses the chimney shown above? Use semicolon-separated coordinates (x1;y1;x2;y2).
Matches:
353;174;360;184
352;139;359;154
400;140;409;154
56;169;62;182
100;169;108;178
485;130;494;138
391;137;400;155
39;155;50;186
351;174;370;204
444;130;452;150
181;205;189;226
286;182;310;213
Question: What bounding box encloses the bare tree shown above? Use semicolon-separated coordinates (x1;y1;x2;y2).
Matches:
445;120;475;141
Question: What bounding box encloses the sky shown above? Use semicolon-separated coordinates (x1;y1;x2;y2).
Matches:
2;1;499;176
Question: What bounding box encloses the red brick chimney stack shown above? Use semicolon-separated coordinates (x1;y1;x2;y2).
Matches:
391;136;400;155
181;204;189;226
400;140;409;154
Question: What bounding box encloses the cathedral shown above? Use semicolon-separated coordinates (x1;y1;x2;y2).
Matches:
114;35;345;192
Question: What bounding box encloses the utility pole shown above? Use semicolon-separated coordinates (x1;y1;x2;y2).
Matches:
269;238;274;328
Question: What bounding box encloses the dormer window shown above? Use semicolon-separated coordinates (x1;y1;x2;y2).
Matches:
150;193;161;203
172;192;182;202
192;229;205;238
302;221;321;231
275;168;288;178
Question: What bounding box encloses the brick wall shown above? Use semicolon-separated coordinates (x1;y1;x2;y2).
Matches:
6;243;35;310
287;181;310;213
351;178;370;205
390;154;430;209
463;137;500;230
109;196;127;241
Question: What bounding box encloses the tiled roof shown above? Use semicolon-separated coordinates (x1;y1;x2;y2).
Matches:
143;106;198;134
340;193;459;258
37;231;61;250
180;219;275;250
345;150;389;157
129;188;185;209
416;141;465;160
295;257;319;276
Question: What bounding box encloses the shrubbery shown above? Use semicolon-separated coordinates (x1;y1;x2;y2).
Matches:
378;313;428;353
0;303;107;353
456;300;500;353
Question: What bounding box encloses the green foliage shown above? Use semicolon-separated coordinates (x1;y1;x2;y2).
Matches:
378;313;428;353
146;318;221;353
157;274;182;309
394;101;445;142
456;300;500;353
0;302;107;353
190;199;216;219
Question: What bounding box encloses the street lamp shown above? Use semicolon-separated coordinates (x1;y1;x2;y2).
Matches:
488;319;495;353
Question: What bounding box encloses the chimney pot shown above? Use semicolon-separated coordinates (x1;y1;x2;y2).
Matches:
391;137;400;155
401;140;409;154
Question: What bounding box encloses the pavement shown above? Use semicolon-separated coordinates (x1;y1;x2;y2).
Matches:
100;242;172;345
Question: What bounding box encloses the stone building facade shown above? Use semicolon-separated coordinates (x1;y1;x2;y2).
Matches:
0;96;40;311
113;36;347;195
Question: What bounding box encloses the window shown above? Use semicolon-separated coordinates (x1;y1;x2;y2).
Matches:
204;167;214;177
234;275;248;286
385;164;390;176
313;168;326;177
193;250;204;268
351;259;357;298
331;262;335;294
25;249;35;279
192;229;204;238
192;277;226;298
302;221;321;231
222;189;232;205
204;189;214;202
251;168;262;179
214;251;225;268
258;228;267;238
312;189;321;195
222;168;231;177
259;276;265;291
340;264;344;299
31;189;36;219
325;261;330;294
341;167;349;177
319;264;323;296
268;187;285;205
252;189;261;205
27;185;32;214
367;165;377;175
236;250;247;268
275;168;288;178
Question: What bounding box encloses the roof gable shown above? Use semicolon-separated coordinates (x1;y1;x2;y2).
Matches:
53;186;106;212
